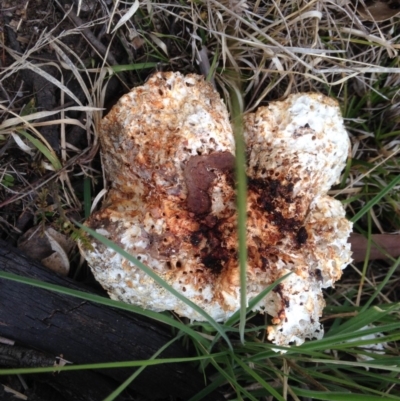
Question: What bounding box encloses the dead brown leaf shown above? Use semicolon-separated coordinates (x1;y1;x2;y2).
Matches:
357;0;400;22
18;226;75;275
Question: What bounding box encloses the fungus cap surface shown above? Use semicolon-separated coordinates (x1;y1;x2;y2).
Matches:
81;72;353;347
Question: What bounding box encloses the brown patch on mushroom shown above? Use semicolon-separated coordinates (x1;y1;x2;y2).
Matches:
296;226;308;245
184;151;235;215
198;221;234;274
247;177;306;247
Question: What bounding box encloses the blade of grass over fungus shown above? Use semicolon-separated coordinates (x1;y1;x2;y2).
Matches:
224;272;292;327
230;82;247;345
0;271;207;346
77;223;232;350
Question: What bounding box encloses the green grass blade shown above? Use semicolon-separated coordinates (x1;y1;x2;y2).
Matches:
102;334;181;401
360;258;400;311
301;368;400;397
230;82;247;344
110;62;158;73
298;325;400;353
207;357;260;401
224;272;291;327
299;358;400;373
17;129;62;170
206;47;219;82
0;352;228;375
232;354;286;401
326;304;399;337
292;387;400;401
351;174;400;223
187;374;226;401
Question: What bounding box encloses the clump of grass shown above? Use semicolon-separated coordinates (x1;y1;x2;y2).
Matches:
0;0;400;400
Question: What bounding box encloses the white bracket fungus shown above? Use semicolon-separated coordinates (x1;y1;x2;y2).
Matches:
81;72;353;347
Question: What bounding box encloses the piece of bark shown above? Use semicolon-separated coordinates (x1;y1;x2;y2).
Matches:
0;241;224;401
349;233;400;263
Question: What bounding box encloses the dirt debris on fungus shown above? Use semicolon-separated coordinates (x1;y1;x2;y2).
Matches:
80;72;353;347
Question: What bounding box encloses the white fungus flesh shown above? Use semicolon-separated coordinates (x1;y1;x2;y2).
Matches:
81;72;353;347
